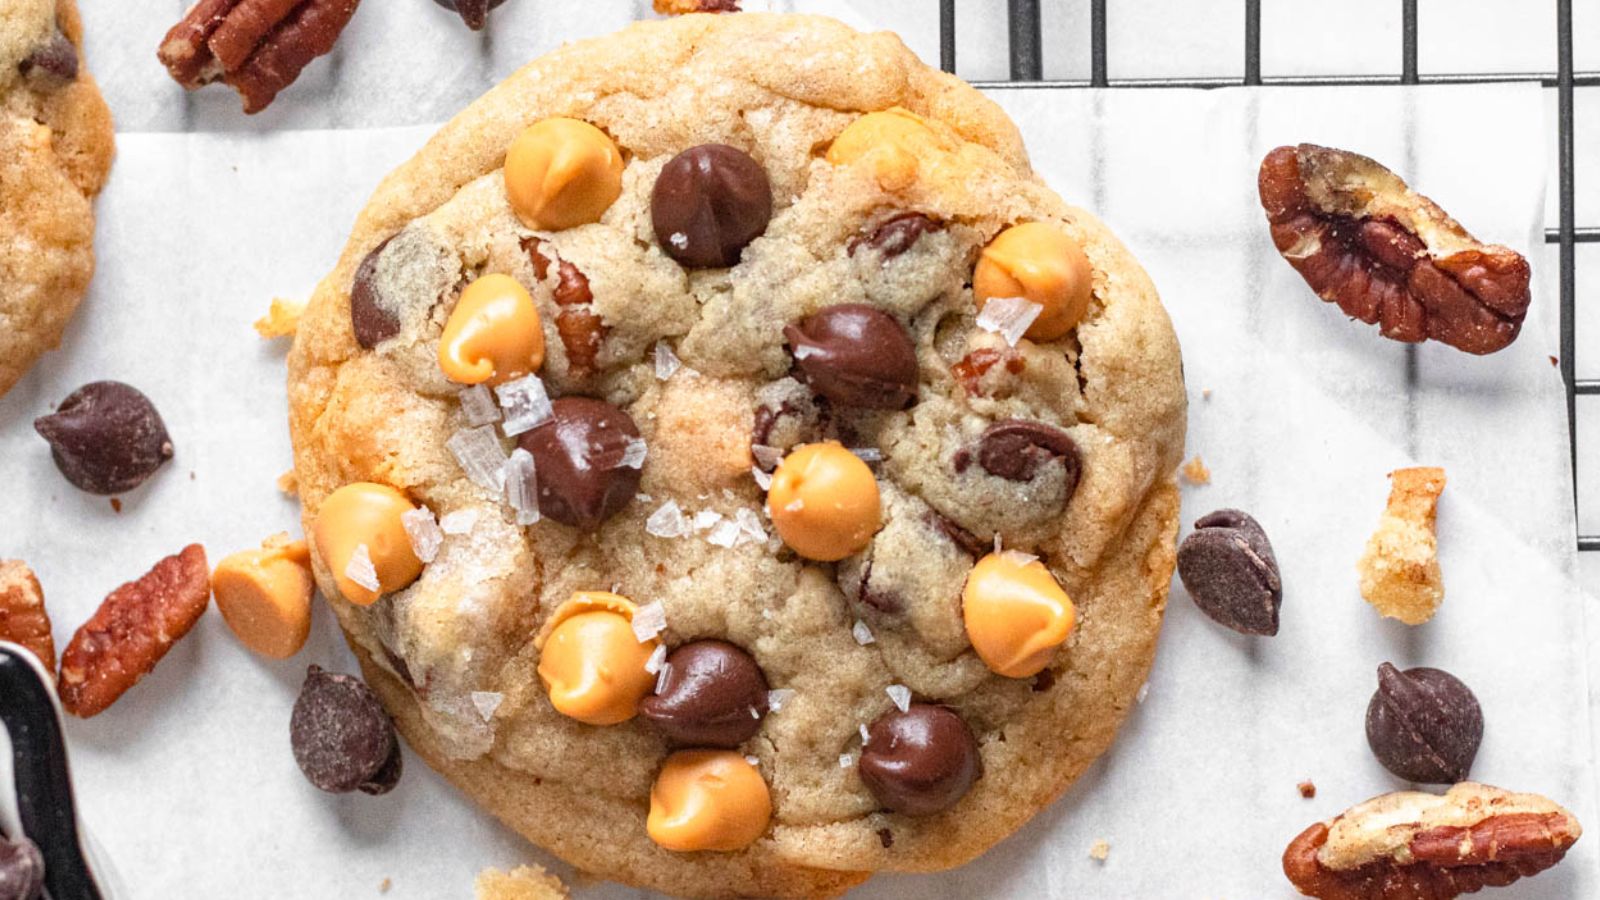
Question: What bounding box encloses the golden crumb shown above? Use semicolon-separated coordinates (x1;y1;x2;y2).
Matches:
1180;455;1211;485
1358;467;1445;625
254;297;305;339
1298;780;1316;799
475;865;569;900
1201;388;1212;399
277;470;298;495
653;0;740;13
1088;839;1110;861
378;878;391;894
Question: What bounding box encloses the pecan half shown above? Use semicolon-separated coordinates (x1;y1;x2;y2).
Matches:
0;561;55;671
653;0;740;12
1259;144;1530;355
528;242;606;378
1283;782;1582;899
58;545;211;718
158;0;362;114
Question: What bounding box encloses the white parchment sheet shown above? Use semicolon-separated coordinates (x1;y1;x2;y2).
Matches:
0;82;1593;897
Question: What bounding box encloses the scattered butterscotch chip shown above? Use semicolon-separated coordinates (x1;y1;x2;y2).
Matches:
212;535;314;659
0;561;56;671
1180;454;1211;485
1088;839;1110;861
277;469;298;495
653;0;740;13
1358;467;1445;625
474;864;569;900
254;297;305;339
1298;780;1317;799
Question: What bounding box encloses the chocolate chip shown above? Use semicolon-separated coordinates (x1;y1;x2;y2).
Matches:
34;382;174;495
1365;663;1483;784
858;704;982;816
290;666;402;795
651;144;772;268
430;0;508;29
926;511;987;558
1176;509;1282;636
849;212;941;258
973;419;1081;491
350;236;401;348
784;305;918;409
0;836;45;900
638;640;769;747
876;828;895;848
18;31;77;85
517;397;643;530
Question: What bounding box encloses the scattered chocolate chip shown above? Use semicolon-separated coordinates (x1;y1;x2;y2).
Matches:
651;144;772;268
350;236;401;348
1176;509;1283;637
784;305;918;409
290;666;403;795
858;703;982;816
19;30;77;85
973;420;1081;492
639;640;769;747
0;836;45;900
34;382;174;495
849;212;941;258
517;397;643;530
430;0;509;29
1365;662;1483;784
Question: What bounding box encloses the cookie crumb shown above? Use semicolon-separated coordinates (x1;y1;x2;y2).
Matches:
474;864;568;900
1089;838;1110;861
109;498;122;513
254;297;305;339
1201;388;1213;399
1298;779;1317;799
1550;355;1560;367
1180;455;1211;485
1358;467;1445;625
277;470;298;495
379;878;391;893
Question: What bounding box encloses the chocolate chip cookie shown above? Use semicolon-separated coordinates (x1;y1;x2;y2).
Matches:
287;13;1185;897
0;0;113;397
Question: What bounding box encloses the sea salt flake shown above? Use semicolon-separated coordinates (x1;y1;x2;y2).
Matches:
345;544;379;592
655;662;673;695
793;344;821;359
751;444;784;470
859;723;871;744
839;753;854;769
767;688;795;711
733;508;766;544
852;620;875;645
706;519;742;548
1001;549;1040;567
849;447;884;463
752;466;772;490
448;426;509;492
401;507;444;563
616;436;648;470
646;500;691;538
632;601;667;643
494;375;553;437
976;296;1044;347
654;341;683;380
669;232;689;249
749;706;760;719
439;509;479;535
644;643;668;675
692;509;723;532
886;684;912;712
458;384;501;426
503;448;541;525
470;691;503;722
1136;682;1150;704
745;755;760;767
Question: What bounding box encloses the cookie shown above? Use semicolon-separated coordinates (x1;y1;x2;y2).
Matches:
287;13;1185;897
0;0;113;398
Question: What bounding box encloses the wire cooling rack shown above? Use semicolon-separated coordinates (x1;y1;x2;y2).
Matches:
945;0;1593;549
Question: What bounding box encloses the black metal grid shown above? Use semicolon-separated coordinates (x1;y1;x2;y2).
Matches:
939;0;1595;549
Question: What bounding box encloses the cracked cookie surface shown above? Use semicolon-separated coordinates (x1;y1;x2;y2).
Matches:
288;13;1184;897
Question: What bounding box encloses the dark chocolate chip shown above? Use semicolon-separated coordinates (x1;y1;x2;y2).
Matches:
0;836;45;900
849;212;941;258
1176;509;1283;636
18;31;77;85
638;640;769;747
854;559;902;614
34;382;174;495
973;419;1081;491
876;828;895;848
290;666;402;795
430;0;508;29
858;703;982;816
517;397;643;530
350;236;401;348
1365;663;1483;784
651;144;772;268
784;304;918;410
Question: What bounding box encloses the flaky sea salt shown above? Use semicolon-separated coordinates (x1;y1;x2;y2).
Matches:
849;447;884;463
503;448;541;525
839;753;854;769
655;662;673;695
632;601;667;643
439;509;479;535
495;375;554;437
646;500;691;538
1136;682;1150;704
751;466;772;490
644;642;668;675
654;340;682;380
886;684;912;713
733;508;766;544
458;384;501;426
706;518;742;548
345;544;379;592
447;426;509;492
859;723;871;744
470;691;503;722
692;509;723;532
669;232;689;249
767;688;794;712
745;755;760;767
401;507;444;563
976;296;1044;347
793;344;820;359
617;436;648;470
1000;549;1040;567
852;620;875;645
751;444;784;470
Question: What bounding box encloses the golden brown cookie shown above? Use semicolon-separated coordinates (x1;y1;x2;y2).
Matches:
287;13;1184;897
0;0;113;397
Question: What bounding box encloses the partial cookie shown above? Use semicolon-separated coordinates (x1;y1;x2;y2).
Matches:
1358;466;1445;625
0;0;114;397
475;864;568;900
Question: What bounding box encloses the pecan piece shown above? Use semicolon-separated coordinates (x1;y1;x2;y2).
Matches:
653;0;740;12
58;545;211;718
158;0;362;114
1283;782;1582;900
952;347;1024;396
528;242;606;377
1259;144;1530;355
0;561;55;671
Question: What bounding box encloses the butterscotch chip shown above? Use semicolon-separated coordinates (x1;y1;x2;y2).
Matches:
474;865;568;900
1358;467;1445;625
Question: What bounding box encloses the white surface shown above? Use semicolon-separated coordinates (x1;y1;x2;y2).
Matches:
0;2;1595;898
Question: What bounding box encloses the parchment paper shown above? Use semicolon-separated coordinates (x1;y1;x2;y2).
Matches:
0;72;1591;899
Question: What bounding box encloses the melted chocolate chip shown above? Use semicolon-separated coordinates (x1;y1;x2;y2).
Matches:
638;640;769;747
858;704;982;816
651;144;772;268
0;836;44;900
972;420;1081;491
784;305;919;409
926;511;987;558
34;382;174;495
517;397;643;530
1176;509;1283;636
290;666;402;795
18;31;77;85
430;0;509;29
350;236;401;348
1365;663;1483;784
849;212;941;258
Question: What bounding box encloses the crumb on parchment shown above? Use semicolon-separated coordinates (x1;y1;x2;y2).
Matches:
1089;839;1110;861
475;865;569;900
1181;455;1210;485
277;470;298;495
1298;780;1317;799
254;297;305;339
